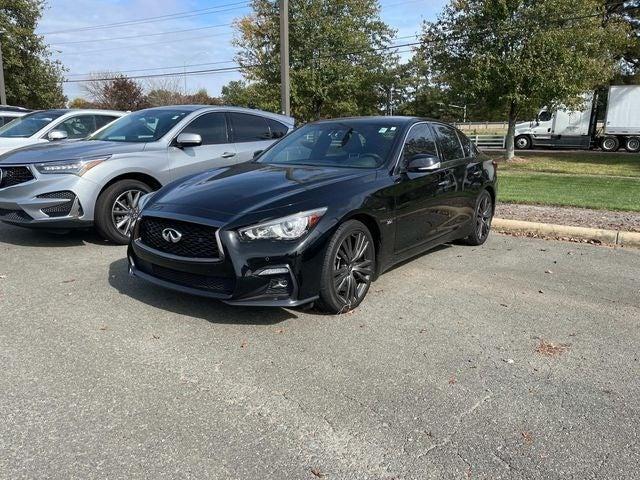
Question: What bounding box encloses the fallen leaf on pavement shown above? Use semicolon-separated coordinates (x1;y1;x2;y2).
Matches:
310;467;325;478
98;325;107;331
61;279;76;284
241;339;248;348
522;431;534;444
448;375;457;385
535;339;569;357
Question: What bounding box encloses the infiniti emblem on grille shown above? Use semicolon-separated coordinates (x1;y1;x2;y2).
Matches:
162;228;182;243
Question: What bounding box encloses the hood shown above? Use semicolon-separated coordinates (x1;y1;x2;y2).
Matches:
0;137;43;156
145;162;374;223
0;140;147;165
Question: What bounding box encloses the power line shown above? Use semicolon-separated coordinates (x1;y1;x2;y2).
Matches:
41;1;248;35
50;22;234;46
65;60;238;77
63;66;243;83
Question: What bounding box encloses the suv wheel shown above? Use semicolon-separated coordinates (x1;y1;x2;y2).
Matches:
317;220;376;314
95;179;151;244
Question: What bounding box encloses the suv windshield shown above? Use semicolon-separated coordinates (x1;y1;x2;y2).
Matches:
258;121;401;168
0;110;66;138
90;108;190;143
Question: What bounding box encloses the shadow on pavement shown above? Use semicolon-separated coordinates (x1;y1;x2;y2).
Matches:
0;223;113;248
108;258;296;325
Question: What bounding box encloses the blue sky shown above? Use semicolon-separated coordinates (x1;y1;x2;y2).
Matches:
37;0;447;101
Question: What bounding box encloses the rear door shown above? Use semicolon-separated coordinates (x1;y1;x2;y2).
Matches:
228;112;275;163
167;112;237;180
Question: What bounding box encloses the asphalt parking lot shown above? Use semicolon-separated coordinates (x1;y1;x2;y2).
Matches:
0;223;639;479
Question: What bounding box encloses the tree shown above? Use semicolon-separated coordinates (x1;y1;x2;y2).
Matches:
607;0;640;83
421;0;628;158
0;0;66;108
230;0;396;122
82;74;148;111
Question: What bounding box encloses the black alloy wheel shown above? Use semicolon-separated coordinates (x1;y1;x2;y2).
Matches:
317;220;375;314
464;190;493;246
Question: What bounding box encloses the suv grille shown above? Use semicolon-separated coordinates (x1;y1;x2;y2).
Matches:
139;217;220;259
140;263;234;294
0;207;32;221
0;166;35;189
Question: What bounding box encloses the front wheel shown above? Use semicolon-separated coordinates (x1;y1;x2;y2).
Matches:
95;179;152;244
600;136;620;152
464;190;493;246
317;220;376;314
515;135;531;150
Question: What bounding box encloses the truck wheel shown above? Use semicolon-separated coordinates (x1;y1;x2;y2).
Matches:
600;136;620;152
515;135;531;150
624;137;640;153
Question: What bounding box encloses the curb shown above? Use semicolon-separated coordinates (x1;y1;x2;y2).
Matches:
493;218;640;248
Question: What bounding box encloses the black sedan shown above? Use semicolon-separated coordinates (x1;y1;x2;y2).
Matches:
127;117;497;313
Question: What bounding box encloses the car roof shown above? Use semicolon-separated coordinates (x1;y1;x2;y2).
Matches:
139;105;295;125
310;116;440;125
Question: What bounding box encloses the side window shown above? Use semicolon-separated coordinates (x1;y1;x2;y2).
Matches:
182;112;228;145
58;115;96;139
229;113;271;142
267;118;289;139
457;131;474;157
95;115;119;130
402;123;438;165
432;123;464;161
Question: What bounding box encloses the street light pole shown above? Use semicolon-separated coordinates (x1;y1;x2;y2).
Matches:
0;31;7;105
279;0;290;116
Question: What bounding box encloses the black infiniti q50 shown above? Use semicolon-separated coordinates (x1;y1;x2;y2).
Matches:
128;117;497;313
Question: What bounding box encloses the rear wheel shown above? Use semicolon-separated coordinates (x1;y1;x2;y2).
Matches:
515;135;531;150
317;220;376;314
95;179;151;244
464;190;493;246
600;136;620;152
624;137;640;153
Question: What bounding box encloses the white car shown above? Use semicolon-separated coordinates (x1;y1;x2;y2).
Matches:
0;109;124;156
0;106;31;127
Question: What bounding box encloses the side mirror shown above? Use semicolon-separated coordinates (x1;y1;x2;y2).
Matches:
48;130;68;141
253;150;264;159
406;154;441;173
175;133;202;148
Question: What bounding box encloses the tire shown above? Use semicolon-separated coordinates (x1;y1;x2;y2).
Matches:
316;220;376;314
515;135;531;150
600;136;620;152
624;137;640;153
463;190;493;246
94;179;152;244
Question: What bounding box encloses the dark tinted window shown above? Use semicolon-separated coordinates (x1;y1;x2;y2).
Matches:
267;118;289;138
230;113;271;142
402;123;438;165
95;115;119;130
432;123;464;161
538;110;552;122
182;112;228;145
457;131;474;157
58;115;96;139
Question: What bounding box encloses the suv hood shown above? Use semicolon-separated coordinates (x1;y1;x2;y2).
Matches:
145;162;374;223
0;140;147;165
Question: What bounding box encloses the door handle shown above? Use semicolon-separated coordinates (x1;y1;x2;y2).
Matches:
221;152;236;158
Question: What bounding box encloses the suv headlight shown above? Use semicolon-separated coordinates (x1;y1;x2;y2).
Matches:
238;208;327;241
34;155;111;176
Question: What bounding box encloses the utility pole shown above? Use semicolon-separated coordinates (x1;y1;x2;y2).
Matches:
279;0;290;117
0;31;6;105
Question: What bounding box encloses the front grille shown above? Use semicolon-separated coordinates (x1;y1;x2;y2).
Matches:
0;166;35;189
0;207;32;221
139;262;234;294
139;217;220;259
38;191;76;217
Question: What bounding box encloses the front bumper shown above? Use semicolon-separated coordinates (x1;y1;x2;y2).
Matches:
127;213;328;307
0;165;98;228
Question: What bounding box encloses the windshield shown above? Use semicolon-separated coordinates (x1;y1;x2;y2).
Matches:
90;108;191;143
258;121;401;168
0;110;65;138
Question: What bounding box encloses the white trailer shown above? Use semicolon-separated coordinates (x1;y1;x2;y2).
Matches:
514;85;640;152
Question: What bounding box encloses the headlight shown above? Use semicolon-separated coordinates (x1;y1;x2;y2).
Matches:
34;155;111;176
238;208;327;241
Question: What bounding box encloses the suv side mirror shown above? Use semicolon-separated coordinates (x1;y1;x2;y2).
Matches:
175;133;202;148
406;154;441;172
48;130;68;141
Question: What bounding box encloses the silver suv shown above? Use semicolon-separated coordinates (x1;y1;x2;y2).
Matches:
0;105;294;243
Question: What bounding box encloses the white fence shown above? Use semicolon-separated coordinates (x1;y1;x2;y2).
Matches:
470;134;506;149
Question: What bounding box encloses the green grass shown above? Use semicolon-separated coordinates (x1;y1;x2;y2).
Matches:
498;171;640;212
489;151;640;178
